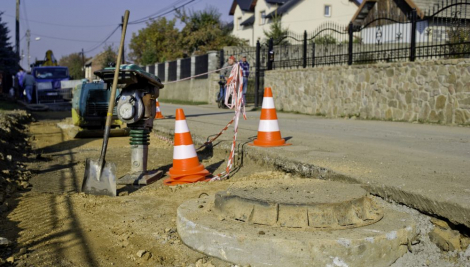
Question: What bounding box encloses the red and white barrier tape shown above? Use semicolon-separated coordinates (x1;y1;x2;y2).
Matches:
162;65;232;85
210;63;246;181
155;63;247;181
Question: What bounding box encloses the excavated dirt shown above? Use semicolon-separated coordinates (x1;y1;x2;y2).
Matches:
0;111;469;266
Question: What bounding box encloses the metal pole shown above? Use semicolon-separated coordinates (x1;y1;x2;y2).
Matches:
26;29;30;71
267;38;274;70
312;42;316;68
303;31;307;68
348;22;353;65
16;0;20;60
255;40;261;108
410;9;417;62
81;48;85;78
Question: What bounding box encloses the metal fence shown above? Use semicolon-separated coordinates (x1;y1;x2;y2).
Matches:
157;63;165;80
167;60;177;82
195;54;208;79
180;57;191;79
260;0;470;69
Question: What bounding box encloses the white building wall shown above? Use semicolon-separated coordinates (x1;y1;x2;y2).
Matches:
282;0;358;32
231;0;359;45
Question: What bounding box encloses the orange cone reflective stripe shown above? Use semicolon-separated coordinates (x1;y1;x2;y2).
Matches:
250;87;291;147
164;109;210;185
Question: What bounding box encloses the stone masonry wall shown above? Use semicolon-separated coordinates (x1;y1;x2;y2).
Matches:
265;58;470;125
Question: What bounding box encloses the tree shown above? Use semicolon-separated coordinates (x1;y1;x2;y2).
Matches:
0;12;19;73
97;45;118;68
263;14;289;45
59;52;90;79
128;17;182;65
177;7;244;56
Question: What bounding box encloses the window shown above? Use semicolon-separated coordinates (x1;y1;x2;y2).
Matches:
238;17;242;30
324;5;331;17
260;11;266;25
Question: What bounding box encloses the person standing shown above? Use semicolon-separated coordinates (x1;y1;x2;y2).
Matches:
15;67;25;100
239;56;250;103
22;71;36;104
218;56;236;106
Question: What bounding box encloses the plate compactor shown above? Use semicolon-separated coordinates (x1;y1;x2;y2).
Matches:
69;80;129;138
94;64;165;185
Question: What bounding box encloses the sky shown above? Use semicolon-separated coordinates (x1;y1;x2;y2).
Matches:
1;0;234;69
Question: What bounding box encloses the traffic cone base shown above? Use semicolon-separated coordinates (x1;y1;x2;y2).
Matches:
250;87;291;147
251;132;290;147
163;109;210;185
154;99;165;119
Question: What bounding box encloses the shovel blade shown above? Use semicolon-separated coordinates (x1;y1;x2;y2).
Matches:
82;159;117;197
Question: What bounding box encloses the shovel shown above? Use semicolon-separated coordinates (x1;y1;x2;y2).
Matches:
81;10;130;197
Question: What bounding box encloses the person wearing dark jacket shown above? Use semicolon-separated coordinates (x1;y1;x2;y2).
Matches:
22;71;36;104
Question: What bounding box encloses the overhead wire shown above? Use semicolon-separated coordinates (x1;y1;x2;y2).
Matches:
128;0;188;24
128;0;197;24
83;25;121;53
4;0;199;56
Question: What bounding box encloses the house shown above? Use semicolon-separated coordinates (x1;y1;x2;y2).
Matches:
230;0;360;46
350;0;470;44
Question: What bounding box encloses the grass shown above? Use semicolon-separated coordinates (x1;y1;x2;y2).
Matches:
159;99;208;105
0;99;23;111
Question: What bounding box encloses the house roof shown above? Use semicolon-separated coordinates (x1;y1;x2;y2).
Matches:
240;15;255;26
349;0;461;24
229;0;258;15
265;0;302;18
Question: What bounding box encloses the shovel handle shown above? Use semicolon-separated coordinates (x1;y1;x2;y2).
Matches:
99;10;130;164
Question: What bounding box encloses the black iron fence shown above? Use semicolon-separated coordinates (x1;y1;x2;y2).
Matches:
260;0;470;69
180;57;191;80
195;54;208;79
167;60;177;82
157;63;165;80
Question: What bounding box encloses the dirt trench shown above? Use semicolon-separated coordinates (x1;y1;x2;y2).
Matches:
0;111;274;267
0;111;469;267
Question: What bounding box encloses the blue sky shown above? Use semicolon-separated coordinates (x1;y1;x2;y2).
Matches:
1;0;234;68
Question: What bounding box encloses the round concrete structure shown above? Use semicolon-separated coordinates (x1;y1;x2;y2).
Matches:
177;179;417;267
214;179;383;229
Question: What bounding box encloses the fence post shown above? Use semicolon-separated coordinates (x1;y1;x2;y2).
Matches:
255;40;261;108
348;22;353;65
312;42;316;68
410;9;417;62
267;38;274;70
303;30;307;68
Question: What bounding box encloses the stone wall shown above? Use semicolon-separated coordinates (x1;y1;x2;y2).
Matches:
159;73;219;104
265;59;470;125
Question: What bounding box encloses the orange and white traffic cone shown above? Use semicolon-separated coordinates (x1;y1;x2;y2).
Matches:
164;109;210;185
250;87;291;147
154;99;165;119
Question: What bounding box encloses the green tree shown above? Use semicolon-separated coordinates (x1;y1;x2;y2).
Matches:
0;12;19;73
97;45;118;68
263;14;289;45
177;7;244;56
128;17;182;65
59;52;90;79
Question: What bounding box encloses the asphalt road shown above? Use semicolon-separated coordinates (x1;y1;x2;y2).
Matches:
154;103;470;228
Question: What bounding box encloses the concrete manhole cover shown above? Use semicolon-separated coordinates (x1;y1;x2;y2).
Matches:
214;179;383;229
177;179;417;267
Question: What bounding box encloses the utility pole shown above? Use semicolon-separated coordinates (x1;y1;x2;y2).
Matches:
81;48;85;78
16;0;20;60
26;29;30;70
121;16;125;64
